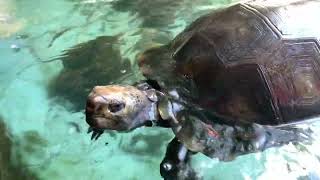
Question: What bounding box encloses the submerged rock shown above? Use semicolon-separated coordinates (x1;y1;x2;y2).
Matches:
0;116;39;180
48;35;132;111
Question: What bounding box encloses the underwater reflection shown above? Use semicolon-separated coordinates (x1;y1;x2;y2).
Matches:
48;35;132;111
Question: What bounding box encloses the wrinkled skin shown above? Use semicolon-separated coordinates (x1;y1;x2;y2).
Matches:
86;85;159;133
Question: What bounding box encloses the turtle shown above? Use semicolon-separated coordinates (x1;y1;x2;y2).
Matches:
85;0;320;179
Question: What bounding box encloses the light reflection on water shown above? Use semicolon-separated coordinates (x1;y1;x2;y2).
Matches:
0;0;320;179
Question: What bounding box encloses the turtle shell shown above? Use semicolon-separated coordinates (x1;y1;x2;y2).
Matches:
138;0;320;126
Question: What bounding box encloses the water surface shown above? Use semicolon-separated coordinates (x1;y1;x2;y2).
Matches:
1;0;320;179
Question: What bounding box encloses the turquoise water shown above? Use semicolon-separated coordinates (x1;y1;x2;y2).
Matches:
1;0;320;179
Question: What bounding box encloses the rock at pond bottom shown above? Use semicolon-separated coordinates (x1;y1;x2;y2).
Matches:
0;116;39;180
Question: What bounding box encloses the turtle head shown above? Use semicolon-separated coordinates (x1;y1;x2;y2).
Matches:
85;84;159;132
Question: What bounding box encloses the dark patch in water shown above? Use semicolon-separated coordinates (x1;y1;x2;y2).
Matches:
48;35;132;111
48;27;73;48
0;116;39;180
20;131;48;154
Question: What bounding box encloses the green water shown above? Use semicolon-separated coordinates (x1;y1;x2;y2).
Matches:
1;0;320;179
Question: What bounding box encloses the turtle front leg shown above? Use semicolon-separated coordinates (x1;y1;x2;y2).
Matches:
160;138;199;180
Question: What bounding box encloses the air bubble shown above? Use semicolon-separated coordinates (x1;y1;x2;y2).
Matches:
10;44;20;52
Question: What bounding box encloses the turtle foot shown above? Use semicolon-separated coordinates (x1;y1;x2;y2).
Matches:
160;138;202;180
161;160;200;180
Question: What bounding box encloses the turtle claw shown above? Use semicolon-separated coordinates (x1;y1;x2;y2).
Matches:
87;127;93;134
88;128;104;141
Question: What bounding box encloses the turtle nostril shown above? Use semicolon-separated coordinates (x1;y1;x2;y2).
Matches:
108;102;125;113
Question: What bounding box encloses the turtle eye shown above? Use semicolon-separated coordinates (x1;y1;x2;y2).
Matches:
108;102;125;113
